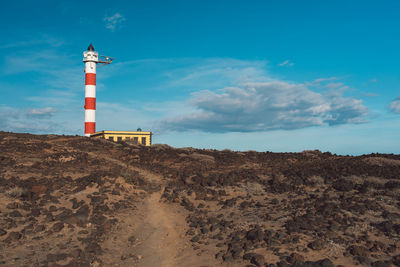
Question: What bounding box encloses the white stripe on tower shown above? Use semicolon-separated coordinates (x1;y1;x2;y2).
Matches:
83;44;98;137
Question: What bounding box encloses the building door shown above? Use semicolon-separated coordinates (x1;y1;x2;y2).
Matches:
117;136;122;142
125;137;130;141
141;137;146;145
133;137;138;144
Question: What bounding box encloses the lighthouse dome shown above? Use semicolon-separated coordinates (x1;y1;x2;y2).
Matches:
87;44;95;51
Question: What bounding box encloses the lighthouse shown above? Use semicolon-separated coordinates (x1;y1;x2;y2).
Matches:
82;44;152;145
83;44;113;136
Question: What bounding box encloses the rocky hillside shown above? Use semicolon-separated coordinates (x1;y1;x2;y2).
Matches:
0;131;399;267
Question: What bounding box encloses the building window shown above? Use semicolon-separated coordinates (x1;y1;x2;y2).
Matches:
133;137;138;144
141;137;146;145
117;136;122;142
108;136;114;141
126;137;130;141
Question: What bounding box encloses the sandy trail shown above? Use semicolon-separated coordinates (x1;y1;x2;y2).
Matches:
132;189;189;267
91;151;192;266
90;150;224;267
100;183;195;267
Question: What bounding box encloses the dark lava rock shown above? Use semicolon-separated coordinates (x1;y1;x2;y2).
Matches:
6;202;19;209
0;229;7;236
8;210;22;217
371;260;392;267
292;259;334;267
5;231;21;242
333;179;354;191
354;256;372;266
47;253;67;262
243;253;257;260
30;208;40;216
91;214;107;225
34;225;46;232
215;251;224;259
201;227;209;234
348;245;369;256
246;228;264;242
308;239;326;250
287;253;305;264
230;246;243;259
316;259;334;267
373;221;400;235
85;242;102;255
277;261;291;267
250;254;265;267
52;222;64;232
190;235;200;242
392;254;400;266
128;235;136;244
222;253;233;262
49;205;57;212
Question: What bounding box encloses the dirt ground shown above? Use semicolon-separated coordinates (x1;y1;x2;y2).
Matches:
0;132;399;267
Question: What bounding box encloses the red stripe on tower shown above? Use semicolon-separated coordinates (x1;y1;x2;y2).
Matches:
85;73;96;85
84;122;96;134
85;97;96;110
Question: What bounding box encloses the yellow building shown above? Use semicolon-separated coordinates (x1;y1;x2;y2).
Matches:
90;130;152;146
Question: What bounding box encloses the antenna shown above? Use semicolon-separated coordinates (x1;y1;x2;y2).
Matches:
98;55;114;67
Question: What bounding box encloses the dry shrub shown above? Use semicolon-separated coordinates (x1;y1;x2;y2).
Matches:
308;175;325;186
178;147;196;153
326;240;345;257
363;157;400;166
6;187;26;198
151;144;172;151
344;175;365;185
188;153;215;164
121;171;140;185
365;176;386;185
243;182;265;195
301;150;323;158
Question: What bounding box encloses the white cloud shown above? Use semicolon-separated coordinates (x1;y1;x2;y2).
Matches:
389;97;400;114
104;13;126;32
160;81;368;133
278;60;294;67
313;77;341;84
164;58;269;89
0;106;61;133
0;35;64;50
26;107;56;118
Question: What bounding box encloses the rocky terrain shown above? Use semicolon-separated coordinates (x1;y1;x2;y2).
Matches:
0;131;399;267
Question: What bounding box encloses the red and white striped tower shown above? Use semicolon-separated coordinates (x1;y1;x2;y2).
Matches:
83;44;113;137
83;44;98;136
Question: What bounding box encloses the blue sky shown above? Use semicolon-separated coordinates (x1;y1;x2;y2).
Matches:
0;0;399;154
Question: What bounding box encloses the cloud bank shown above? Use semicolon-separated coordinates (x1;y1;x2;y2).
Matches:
389;97;400;114
0;106;60;133
278;60;294;67
160;81;368;133
26;107;56;119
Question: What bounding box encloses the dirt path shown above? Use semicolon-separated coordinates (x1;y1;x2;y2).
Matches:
91;151;225;267
132;190;189;267
101;184;198;267
92;151;190;266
